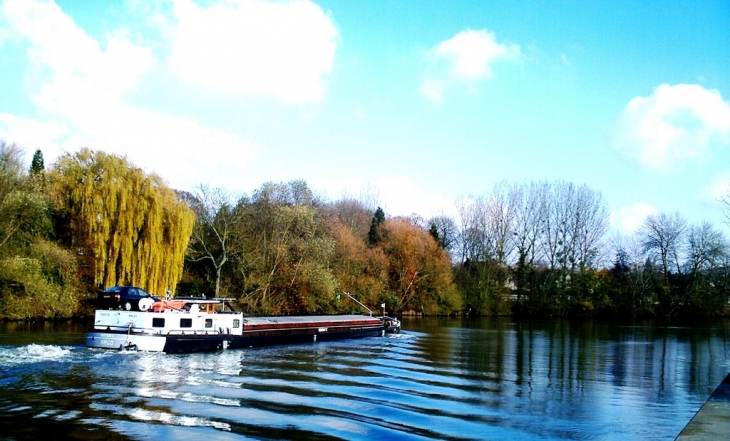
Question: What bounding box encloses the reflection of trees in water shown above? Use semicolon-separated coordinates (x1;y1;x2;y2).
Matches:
0;320;87;345
423;318;728;423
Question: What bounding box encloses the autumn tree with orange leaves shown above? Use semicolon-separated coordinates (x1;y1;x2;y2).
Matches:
377;218;461;314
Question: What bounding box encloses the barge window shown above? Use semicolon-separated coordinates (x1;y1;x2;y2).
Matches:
205;318;212;328
152;318;165;328
233;319;240;328
180;318;192;328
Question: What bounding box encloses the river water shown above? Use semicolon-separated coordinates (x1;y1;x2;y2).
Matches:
1;317;728;440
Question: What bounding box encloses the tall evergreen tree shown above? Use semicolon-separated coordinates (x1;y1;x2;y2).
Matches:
30;149;44;175
429;222;442;248
368;207;385;246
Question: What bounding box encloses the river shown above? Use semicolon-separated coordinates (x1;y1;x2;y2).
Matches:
0;317;728;440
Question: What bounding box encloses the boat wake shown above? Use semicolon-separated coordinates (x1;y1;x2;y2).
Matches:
386;332;413;340
0;344;72;366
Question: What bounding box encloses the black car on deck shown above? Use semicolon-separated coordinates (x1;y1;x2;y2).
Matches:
97;286;160;311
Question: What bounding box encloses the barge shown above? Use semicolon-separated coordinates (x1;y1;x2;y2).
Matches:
86;296;401;353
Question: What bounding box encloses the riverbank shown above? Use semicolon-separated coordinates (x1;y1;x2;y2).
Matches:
676;372;730;440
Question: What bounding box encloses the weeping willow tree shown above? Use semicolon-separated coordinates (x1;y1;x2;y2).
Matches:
49;149;195;294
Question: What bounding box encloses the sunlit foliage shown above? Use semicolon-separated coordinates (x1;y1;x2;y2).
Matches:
324;205;389;313
0;241;80;319
181;182;461;316
0;141;83;319
49;149;195;295
3;137;730;320
234;190;338;314
378;218;461;314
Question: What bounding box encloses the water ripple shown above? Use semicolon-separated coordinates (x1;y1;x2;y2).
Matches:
2;319;728;440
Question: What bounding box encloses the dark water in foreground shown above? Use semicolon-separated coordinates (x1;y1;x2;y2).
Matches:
1;318;729;440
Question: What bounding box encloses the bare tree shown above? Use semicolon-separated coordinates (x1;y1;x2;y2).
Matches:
427;213;458;255
456;183;517;266
188;185;244;298
0;140;25;181
573;184;609;270
456;197;481;264
483;182;516;266
684;221;727;276
640;212;687;286
509;181;547;269
539;181;608;273
542;181;573;272
610;233;655;312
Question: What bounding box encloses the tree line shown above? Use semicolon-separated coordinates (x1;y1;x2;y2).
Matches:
451;181;730;317
0;140;728;320
181;182;460;316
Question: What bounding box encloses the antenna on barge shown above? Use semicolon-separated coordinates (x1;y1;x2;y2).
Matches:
340;292;373;316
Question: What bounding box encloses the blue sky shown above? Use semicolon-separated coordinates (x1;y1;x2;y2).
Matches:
1;0;729;236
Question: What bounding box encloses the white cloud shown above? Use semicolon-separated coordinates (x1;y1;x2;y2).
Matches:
0;0;255;190
421;29;521;102
0;114;68;158
610;203;656;234
606;84;730;171
1;110;255;190
167;0;339;104
435;30;520;80
3;0;155;104
63;105;256;189
376;176;457;220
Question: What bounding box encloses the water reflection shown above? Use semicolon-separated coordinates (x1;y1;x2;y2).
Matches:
406;318;730;440
0;319;729;440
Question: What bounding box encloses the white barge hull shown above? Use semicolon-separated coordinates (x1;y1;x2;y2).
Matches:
86;331;167;352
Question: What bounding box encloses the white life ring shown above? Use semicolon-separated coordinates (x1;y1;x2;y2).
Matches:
139;298;154;311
